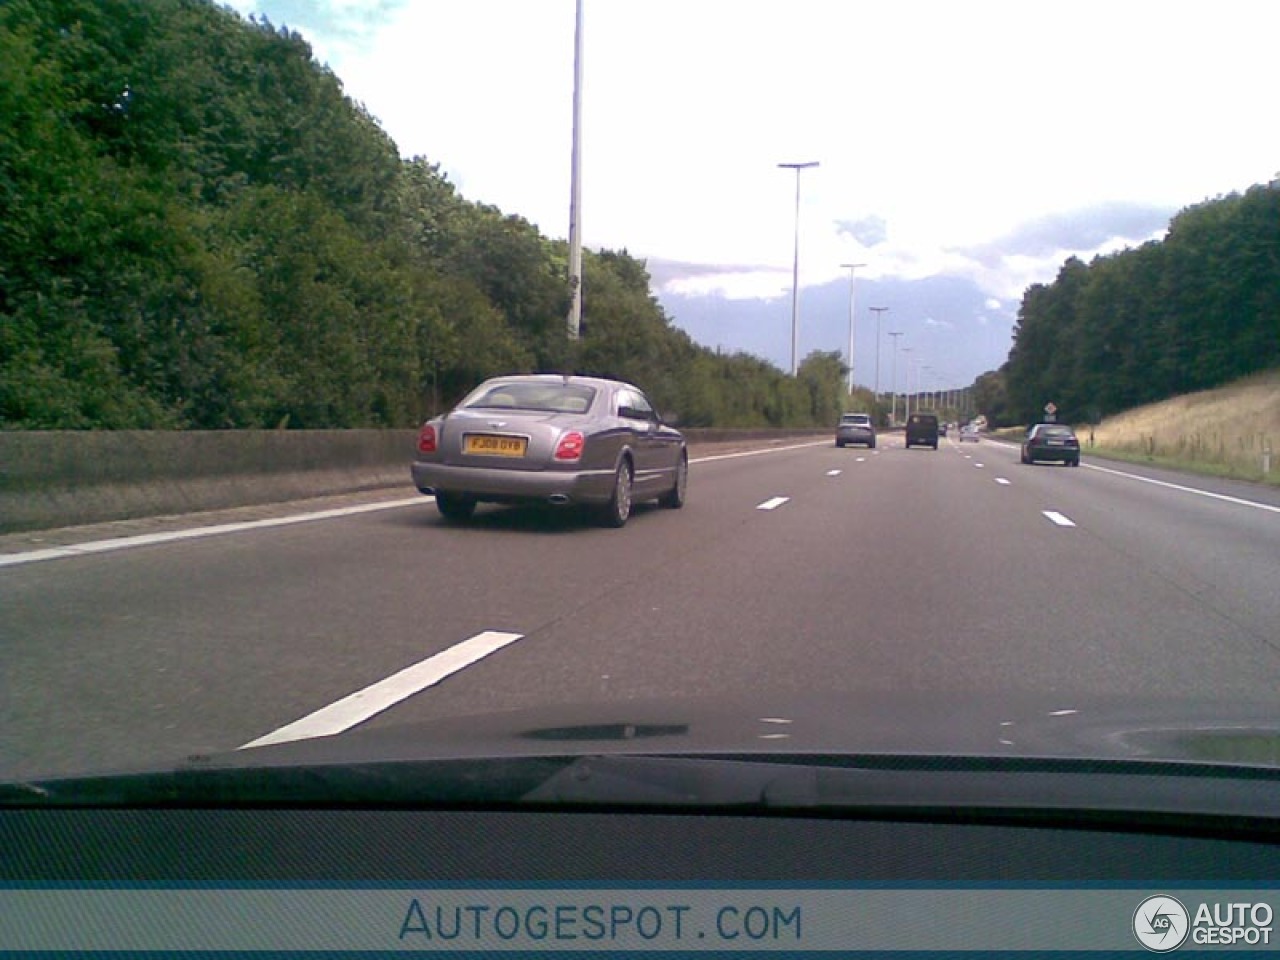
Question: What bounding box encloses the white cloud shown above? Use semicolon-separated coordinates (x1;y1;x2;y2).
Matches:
663;270;792;302
229;0;1280;314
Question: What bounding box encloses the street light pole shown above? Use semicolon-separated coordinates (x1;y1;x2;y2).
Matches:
901;349;914;421
887;331;903;424
778;161;819;375
839;262;866;394
566;0;585;341
869;306;888;398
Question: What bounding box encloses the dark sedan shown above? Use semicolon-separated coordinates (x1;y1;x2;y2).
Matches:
411;375;687;526
1021;423;1080;466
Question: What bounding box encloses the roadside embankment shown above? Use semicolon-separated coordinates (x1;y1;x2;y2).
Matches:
989;370;1279;486
1085;371;1278;484
0;428;828;534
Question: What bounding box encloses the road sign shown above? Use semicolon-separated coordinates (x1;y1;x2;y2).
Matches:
1044;401;1057;422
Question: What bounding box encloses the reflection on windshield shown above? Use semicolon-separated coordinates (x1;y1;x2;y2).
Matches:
0;0;1277;799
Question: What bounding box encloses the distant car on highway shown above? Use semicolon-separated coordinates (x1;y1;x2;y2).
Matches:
1021;423;1081;466
938;422;948;437
411;374;687;526
959;424;980;442
904;412;939;449
835;412;876;448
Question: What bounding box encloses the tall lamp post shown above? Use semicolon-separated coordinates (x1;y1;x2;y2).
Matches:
565;0;585;341
901;348;914;421
839;262;866;394
887;331;903;424
778;161;819;375
869;306;889;398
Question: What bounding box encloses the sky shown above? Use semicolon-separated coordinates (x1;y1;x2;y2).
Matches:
225;0;1279;386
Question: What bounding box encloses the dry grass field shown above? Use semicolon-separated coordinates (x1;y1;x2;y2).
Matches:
1084;370;1280;482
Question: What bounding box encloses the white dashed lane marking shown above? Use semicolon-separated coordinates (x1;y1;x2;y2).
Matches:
756;497;791;511
240;630;524;749
1042;511;1077;527
995;478;1011;486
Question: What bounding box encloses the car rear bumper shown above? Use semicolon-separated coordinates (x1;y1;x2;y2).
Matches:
1027;447;1079;462
411;461;616;505
836;430;875;444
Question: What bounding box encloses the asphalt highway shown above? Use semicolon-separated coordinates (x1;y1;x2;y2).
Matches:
4;434;1279;780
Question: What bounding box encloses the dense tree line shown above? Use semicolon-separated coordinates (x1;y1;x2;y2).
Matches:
0;0;847;430
968;369;1010;427
999;184;1280;425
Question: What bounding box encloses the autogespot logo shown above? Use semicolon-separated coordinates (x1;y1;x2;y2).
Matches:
1134;895;1190;952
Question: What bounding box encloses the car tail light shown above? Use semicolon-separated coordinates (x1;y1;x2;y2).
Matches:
554;431;585;461
417;423;437;453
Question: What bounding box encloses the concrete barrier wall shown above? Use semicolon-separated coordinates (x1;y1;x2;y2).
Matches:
0;428;827;533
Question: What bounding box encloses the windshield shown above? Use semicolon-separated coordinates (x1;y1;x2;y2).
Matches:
2;0;1279;810
462;381;597;414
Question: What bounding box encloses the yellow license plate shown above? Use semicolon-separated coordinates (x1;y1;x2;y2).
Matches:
464;434;528;457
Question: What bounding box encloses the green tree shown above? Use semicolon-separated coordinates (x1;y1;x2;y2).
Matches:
1;0;904;432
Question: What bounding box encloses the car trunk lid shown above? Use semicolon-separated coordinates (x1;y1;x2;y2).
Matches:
438;409;590;468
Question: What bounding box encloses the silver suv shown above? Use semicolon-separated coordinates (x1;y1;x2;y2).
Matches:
835;413;876;449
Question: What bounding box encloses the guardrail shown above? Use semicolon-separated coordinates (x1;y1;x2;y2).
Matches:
0;428;828;534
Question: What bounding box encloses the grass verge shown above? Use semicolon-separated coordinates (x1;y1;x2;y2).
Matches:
1077;444;1280;487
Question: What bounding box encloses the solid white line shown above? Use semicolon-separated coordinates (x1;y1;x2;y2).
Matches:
995;477;1011;486
690;439;830;464
1042;511;1076;527
826;469;843;476
0;440;834;570
756;496;790;511
0;498;425;569
1;439;838;570
1081;462;1280;515
239;630;523;749
988;436;1280;515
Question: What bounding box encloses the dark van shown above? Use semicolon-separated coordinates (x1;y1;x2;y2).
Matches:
905;412;939;449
